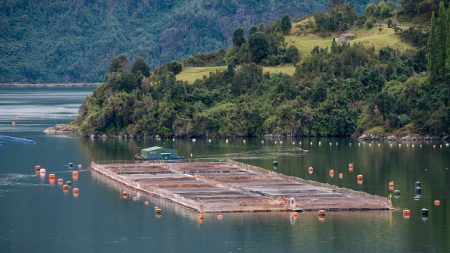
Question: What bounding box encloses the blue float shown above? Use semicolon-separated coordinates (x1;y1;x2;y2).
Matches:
0;135;36;144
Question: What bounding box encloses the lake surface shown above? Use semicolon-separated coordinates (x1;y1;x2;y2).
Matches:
0;87;449;253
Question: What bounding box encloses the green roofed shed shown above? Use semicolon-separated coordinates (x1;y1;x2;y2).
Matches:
140;146;179;160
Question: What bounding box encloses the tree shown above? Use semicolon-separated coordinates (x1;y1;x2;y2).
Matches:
436;1;447;82
109;55;128;73
167;62;183;75
232;28;246;47
281;15;292;34
131;57;150;77
248;32;269;63
365;18;375;29
249;26;258;35
286;46;300;64
365;3;377;17
428;12;437;81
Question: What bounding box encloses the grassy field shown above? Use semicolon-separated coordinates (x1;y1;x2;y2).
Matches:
177;65;296;83
176;66;227;83
286;25;414;54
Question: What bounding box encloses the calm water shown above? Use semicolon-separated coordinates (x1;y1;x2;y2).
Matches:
0;87;449;253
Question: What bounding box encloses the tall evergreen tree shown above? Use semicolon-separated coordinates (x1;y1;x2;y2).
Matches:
281;15;292;34
427;12;438;82
436;1;448;82
232;28;246;47
446;5;450;82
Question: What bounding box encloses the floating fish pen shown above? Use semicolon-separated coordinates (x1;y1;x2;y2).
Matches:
90;159;392;213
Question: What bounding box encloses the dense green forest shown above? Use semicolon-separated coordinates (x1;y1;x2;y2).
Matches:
0;0;377;83
77;0;449;138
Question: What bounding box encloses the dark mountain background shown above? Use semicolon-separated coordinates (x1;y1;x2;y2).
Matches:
0;0;371;83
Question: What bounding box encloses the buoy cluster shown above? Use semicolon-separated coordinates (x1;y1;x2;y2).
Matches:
306;162;362;184
34;163;82;199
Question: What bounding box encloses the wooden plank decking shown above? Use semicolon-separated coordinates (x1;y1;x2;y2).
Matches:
90;160;392;213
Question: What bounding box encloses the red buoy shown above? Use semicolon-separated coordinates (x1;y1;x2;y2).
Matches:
329;169;335;178
57;178;64;185
357;175;363;184
73;188;79;198
388;181;395;191
403;209;411;218
348;163;354;172
434;200;441;206
122;192;128;199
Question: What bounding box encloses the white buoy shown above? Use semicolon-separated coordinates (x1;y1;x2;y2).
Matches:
310;142;313;145
358;143;361;146
336;142;338;146
280;140;283;144
172;138;175;142
433;145;436;148
226;139;229;144
406;143;409;147
243;139;246;144
190;153;193;158
440;144;442;148
390;143;393;147
445;143;449;147
329;142;332;146
275;140;278;144
261;140;264;144
420;144;422;148
399;143;402;148
208;139;211;143
318;141;321;146
299;141;302;145
192;138;196;142
412;144;415;148
292;141;295;145
369;143;372;147
349;142;352;146
378;143;381;147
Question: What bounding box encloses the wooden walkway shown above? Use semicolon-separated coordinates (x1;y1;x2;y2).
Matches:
90;160;392;213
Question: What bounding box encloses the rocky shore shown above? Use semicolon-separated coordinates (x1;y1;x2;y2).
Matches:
43;124;77;134
358;134;449;142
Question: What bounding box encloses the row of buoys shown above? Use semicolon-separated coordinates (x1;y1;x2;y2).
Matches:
307;163;362;183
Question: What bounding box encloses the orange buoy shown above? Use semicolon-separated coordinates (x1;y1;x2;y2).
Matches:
49;178;55;184
197;213;205;220
403;209;411;218
292;212;299;218
308;166;314;174
388;181;395;191
318;209;326;217
217;214;224;221
73;188;79;198
338;172;344;179
49;173;55;179
348;163;354;172
57;178;64;185
144;201;149;206
77;164;82;169
72;171;79;181
63;184;69;193
329;169;335;178
357;175;363;184
434;200;441;206
122;192;128;199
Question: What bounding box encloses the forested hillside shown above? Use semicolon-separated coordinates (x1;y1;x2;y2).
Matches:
76;1;450;138
0;0;374;83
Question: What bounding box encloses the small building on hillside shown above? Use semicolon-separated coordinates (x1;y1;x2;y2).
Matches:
139;146;180;160
334;33;356;43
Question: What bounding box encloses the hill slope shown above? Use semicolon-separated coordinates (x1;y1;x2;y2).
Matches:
0;0;373;83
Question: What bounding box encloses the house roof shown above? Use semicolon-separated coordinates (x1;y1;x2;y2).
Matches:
141;146;163;151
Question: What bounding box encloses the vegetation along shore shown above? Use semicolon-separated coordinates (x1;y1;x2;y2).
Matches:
74;0;449;139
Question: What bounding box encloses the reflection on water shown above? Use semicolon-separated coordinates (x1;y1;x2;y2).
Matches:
0;87;449;253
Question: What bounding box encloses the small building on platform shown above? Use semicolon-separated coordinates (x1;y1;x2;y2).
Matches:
140;146;180;160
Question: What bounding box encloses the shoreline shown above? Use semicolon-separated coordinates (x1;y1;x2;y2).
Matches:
43;124;449;143
0;83;101;88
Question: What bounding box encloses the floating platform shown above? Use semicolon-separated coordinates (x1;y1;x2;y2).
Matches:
90;160;392;213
